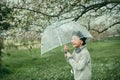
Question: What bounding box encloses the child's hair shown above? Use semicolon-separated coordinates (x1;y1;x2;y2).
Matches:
72;31;84;38
80;37;86;45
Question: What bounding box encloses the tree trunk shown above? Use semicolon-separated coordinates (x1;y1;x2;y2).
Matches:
0;47;2;71
0;37;3;71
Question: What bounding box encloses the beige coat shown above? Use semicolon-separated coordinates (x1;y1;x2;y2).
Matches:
68;46;92;80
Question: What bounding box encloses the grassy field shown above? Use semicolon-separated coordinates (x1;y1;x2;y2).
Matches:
0;37;120;80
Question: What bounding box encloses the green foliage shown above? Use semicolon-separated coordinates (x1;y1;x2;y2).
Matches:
0;37;120;80
0;3;13;31
1;22;10;30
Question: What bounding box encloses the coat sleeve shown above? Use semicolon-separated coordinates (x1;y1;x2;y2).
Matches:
68;51;88;71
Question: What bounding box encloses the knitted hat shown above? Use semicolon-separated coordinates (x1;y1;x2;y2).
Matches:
72;31;84;38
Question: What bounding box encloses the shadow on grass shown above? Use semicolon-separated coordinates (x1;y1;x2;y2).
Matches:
0;68;12;78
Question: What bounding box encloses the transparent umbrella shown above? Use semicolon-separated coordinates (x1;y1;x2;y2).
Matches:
41;19;93;55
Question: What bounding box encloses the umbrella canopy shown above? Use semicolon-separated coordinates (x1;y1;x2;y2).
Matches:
41;19;93;55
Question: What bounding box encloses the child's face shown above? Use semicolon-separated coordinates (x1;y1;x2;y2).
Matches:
71;35;83;48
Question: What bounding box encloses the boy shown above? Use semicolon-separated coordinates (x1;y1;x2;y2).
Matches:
64;31;92;80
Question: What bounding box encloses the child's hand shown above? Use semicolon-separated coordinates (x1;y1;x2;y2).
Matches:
65;52;71;58
64;45;69;52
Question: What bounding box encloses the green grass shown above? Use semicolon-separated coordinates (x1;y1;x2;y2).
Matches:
0;37;120;80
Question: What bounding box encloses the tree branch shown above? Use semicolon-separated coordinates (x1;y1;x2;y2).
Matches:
13;6;64;17
74;0;120;21
90;21;120;34
106;3;119;11
0;2;66;18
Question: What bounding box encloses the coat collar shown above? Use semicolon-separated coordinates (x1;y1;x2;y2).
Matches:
75;45;86;53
